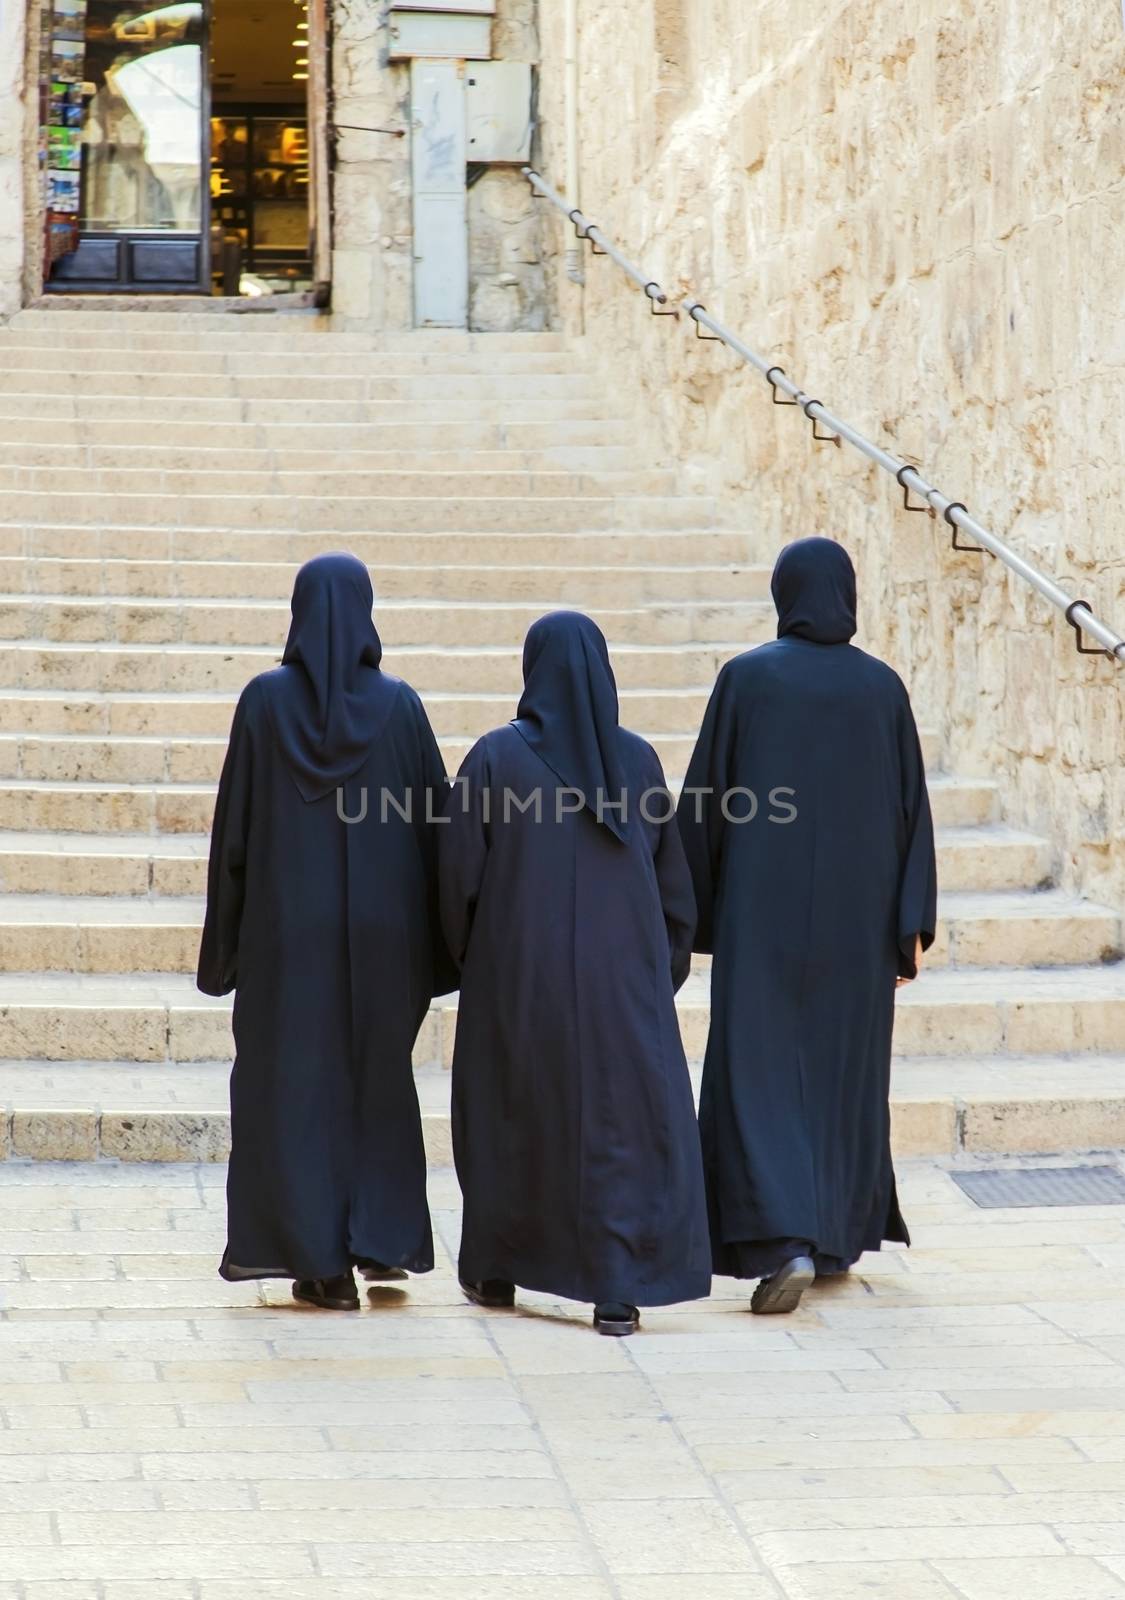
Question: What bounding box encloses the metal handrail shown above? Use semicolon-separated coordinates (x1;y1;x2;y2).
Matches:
523;165;1125;665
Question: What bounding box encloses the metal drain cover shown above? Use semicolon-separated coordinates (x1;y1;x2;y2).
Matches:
951;1166;1125;1209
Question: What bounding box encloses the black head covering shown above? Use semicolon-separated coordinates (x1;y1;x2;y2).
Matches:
268;551;400;802
512;611;631;842
771;536;858;644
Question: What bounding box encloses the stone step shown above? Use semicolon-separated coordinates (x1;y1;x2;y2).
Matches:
1;963;1123;1064
2;526;751;568
0;491;718;534
0;344;585;376
0;823;1050;899
0;443;639;474
0;888;1114;977
0;596;771;650
0;729;706;786
0;467;681;500
0;558;767;604
0;718;940;788
7;1054;1125;1163
0;417;634;452
9;311;570;345
0;393;622;425
0;687;734;739
0;372;606;406
0;343;584;373
0;639;737;694
0;771;992;835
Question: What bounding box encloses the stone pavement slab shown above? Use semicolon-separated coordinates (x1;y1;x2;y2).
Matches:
2;1156;1125;1599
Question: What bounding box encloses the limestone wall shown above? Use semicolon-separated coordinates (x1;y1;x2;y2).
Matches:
538;0;1125;907
0;0;30;317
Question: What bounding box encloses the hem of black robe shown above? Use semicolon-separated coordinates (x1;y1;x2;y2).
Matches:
713;1237;853;1280
454;1260;707;1312
220;1243;435;1283
457;1257;712;1309
711;1230;906;1281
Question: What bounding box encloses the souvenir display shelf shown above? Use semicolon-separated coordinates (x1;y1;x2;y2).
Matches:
39;0;88;268
211;110;311;279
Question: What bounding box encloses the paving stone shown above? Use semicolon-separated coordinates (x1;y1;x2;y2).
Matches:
775;1563;959;1599
579;1499;759;1575
934;1556;1125;1598
0;1157;1124;1594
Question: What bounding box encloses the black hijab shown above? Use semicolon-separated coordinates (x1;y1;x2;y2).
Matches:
512;611;631;842
771;536;858;644
267;551;400;802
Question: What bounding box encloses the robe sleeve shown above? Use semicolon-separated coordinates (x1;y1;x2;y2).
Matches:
675;662;738;955
896;691;938;981
196;684;255;997
404;687;459;998
642;745;697;993
438;737;491;970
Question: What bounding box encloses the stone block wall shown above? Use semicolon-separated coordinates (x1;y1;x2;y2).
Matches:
538;0;1125;906
0;0;30;317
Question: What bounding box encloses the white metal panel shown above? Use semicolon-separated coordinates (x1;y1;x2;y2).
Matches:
465;61;533;162
388;12;492;59
392;0;495;12
411;59;468;327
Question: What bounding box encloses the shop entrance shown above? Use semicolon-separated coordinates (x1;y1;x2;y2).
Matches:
39;0;329;295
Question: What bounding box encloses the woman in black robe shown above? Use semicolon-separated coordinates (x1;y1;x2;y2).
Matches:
197;552;455;1310
439;611;711;1335
677;537;937;1314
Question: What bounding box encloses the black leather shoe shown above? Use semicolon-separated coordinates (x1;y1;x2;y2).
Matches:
355;1258;409;1282
750;1254;815;1315
459;1276;516;1309
292;1272;361;1311
593;1302;640;1337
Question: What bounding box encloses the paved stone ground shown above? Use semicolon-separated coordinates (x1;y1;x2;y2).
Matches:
3;1158;1125;1599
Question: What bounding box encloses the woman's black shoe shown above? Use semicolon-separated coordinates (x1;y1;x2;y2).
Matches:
594;1302;640;1337
459;1276;516;1308
292;1272;361;1311
750;1254;815;1315
355;1258;409;1282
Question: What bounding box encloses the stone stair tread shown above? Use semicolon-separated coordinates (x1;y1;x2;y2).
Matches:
0;819;1033;854
0;769;990;795
5;1057;1125;1165
0;895;205;924
0;830;208;857
0;638;742;657
891;1054;1125;1095
0;885;1106;927
5;1055;1125;1112
938;889;1119;921
3;961;1123;1007
0;593;770;615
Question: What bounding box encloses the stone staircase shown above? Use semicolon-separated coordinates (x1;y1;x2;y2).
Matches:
0;306;1122;1164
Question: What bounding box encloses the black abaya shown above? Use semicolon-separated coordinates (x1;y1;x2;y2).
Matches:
439;612;712;1309
677;539;937;1278
197;553;455;1283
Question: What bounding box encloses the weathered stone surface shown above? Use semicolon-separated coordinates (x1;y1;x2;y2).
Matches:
537;0;1125;908
11;1110;97;1160
0;0;29;316
99;1112;230;1163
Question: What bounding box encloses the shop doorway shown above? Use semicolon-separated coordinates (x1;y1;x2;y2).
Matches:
39;0;330;295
